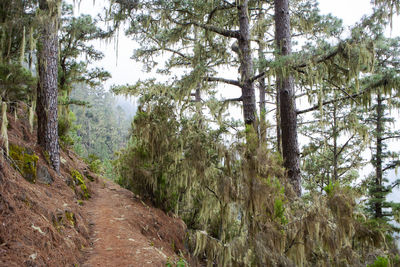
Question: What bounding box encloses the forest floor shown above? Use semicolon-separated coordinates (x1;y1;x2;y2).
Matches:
81;178;187;267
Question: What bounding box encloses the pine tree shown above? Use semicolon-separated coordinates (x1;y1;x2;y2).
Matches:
300;90;367;192
362;37;400;224
365;92;400;228
36;0;61;172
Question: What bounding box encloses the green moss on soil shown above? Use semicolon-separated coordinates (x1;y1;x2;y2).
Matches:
65;211;75;227
70;169;90;199
9;143;39;183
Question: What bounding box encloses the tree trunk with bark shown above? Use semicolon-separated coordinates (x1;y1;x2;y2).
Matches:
37;0;60;173
276;88;282;153
274;0;301;195
238;0;257;129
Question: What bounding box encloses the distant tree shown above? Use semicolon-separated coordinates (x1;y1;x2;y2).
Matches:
364;94;400;233
300;90;367;192
70;84;131;163
363;37;400;224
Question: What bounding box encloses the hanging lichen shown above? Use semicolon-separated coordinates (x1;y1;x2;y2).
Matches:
113;76;399;265
1;101;9;156
29;100;36;133
19;26;25;65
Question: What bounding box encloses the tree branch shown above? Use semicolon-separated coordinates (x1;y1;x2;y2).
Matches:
223;97;242;102
250;71;268;83
326;79;361;105
336;134;355;157
383;161;400;172
172;18;240;38
381;135;400;141
297;91;363;115
204;76;241;87
251;43;344;83
294;43;344;69
297;73;397;115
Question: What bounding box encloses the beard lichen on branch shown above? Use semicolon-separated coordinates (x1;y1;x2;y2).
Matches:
111;82;396;266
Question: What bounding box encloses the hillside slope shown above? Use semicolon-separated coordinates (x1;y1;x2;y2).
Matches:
0;103;187;266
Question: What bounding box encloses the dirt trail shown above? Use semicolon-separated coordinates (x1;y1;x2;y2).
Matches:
81;179;186;267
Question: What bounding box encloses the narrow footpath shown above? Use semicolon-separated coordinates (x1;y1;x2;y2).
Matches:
81;179;187;267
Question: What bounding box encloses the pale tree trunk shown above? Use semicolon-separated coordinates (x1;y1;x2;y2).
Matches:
374;93;383;218
37;0;60;173
332;99;338;182
274;0;301;196
258;36;267;143
259;71;267;142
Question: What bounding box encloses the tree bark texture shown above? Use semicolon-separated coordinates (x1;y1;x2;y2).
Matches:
276;87;282;153
274;0;301;195
37;0;60;172
238;0;257;128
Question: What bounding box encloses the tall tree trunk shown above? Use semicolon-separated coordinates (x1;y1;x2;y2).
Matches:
238;0;257;129
276;88;282;153
333;98;338;182
374;93;383;218
274;0;301;196
37;0;60;173
257;5;267;144
259;70;266;142
258;42;267;144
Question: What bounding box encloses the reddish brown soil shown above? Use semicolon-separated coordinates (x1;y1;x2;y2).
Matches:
82;179;187;267
0;104;92;267
0;103;188;266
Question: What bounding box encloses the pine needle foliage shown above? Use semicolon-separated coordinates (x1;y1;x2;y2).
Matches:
0;62;35;103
